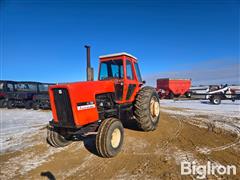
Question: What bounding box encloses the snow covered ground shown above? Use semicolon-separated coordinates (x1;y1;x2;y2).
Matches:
161;99;240;117
0;109;51;153
160;99;240;134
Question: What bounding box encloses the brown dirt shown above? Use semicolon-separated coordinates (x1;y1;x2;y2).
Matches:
0;111;239;180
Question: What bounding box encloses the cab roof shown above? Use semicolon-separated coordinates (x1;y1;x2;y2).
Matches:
99;52;137;60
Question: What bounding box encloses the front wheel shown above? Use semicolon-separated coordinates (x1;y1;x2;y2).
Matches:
47;127;72;147
96;118;124;158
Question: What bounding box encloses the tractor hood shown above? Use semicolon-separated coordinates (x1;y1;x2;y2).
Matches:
50;80;115;103
49;80;116;126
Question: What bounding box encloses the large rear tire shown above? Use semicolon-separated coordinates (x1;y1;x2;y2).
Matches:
134;86;160;131
47;127;72;147
96;118;124;158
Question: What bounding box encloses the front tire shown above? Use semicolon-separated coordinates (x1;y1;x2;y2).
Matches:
96;118;124;158
47;127;72;147
134;86;160;131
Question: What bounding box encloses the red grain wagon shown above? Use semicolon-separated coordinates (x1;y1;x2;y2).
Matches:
156;78;191;99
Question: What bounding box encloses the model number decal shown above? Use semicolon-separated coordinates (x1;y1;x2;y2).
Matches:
77;104;95;110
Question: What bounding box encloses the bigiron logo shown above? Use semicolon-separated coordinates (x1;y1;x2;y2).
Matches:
181;161;237;179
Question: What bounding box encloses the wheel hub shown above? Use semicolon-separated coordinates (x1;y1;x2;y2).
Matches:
111;128;121;148
150;97;160;117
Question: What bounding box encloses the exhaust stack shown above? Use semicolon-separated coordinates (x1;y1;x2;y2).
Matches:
85;45;94;81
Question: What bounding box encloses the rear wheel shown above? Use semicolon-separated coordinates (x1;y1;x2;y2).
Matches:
134;86;160;131
96;118;124;158
47;127;72;147
210;95;221;105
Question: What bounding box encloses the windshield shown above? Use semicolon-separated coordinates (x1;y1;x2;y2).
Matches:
15;83;38;92
99;59;124;80
39;84;49;92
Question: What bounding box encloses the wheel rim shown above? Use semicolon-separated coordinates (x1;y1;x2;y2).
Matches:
111;128;121;148
214;99;219;104
150;96;160;118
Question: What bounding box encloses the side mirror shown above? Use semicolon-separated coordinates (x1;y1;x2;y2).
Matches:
142;80;146;84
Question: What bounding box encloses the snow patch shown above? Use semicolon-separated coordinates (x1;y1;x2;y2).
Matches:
160;100;240;134
0;109;51;153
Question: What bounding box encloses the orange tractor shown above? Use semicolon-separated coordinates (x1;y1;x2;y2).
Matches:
47;46;160;157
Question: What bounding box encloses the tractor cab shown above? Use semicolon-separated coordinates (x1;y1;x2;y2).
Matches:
98;53;143;103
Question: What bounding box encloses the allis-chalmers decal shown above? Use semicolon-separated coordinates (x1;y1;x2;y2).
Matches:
77;102;95;111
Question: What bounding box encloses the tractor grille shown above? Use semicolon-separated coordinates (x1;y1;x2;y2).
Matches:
53;88;75;127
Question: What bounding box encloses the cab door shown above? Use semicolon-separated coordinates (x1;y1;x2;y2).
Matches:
124;60;140;102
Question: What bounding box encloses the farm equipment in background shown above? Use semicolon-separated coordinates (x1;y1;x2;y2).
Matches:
205;84;240;105
47;46;161;158
0;80;17;108
156;78;191;99
189;84;240;105
6;81;40;109
32;83;54;110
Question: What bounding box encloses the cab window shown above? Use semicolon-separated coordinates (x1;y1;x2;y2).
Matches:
126;60;134;80
99;60;123;80
134;63;142;82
